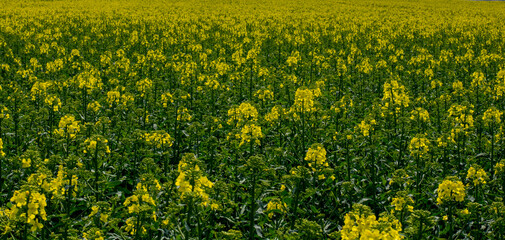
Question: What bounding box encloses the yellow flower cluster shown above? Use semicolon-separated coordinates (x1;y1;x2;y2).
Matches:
123;180;159;236
26;173;50;191
160;92;174;107
436;178;466;205
21;158;31;168
44;95;62;112
76;71;103;94
30;81;52;101
356;119;377;137
391;192;414;214
50;165;79;199
340;204;403;240
123;183;156;216
87;101;101;113
470;71;490;92
177;107;192;122
7;190;47;232
83;229;105;240
305;144;328;169
381;79;410;115
408;136;430;157
448;104;474;132
106;88;134;108
410;107;430;122
430;80;442;89
0;106;9;119
83;136;111;154
466;166;488;186
266;199;287;218
54;115;80;139
254;89;274;101
237;123;263;147
144;131;173;148
88;205;109;223
125;217;146;236
265;105;284;124
227;102;258;126
0;138;4;157
286;50;301;67
331;95;354;115
495;160;505;175
494;70;505;100
482;107;503;126
201;75;221;90
175;153;213;206
290;87;321;115
452;80;466;97
136;78;153;97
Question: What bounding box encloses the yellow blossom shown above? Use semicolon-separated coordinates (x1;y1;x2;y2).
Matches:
436;178;466;205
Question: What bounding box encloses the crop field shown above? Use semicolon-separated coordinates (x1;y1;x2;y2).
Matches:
2;0;505;239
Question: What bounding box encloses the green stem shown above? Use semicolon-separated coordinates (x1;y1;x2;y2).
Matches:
346;139;350;181
416;220;424;240
94;146;99;200
24;192;31;240
135;212;142;239
249;173;257;240
290;178;302;229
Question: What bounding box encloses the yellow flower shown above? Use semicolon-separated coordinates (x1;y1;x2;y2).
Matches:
381;79;410;115
305;144;328;168
177;107;192;121
54;115;80;139
76;71;103;94
286;50;301;67
89;206;99;218
175;153;214;206
460;208;470;215
0;106;9;119
254;89;274;101
0;138;5;157
482;107;503;126
466;166;488;186
87;101;101;112
495;160;505;175
227;102;258;127
340;204;403;240
290;87;320;114
144;131;173;148
210;203;219;210
49;165;78;199
436;178;466;205
22;158;31;168
266;199;288;218
265;106;284;124
44;95;62;112
410;107;430;122
448;104;474;133
7;190;47;232
161;92;174;107
123;182;157;227
408;135;430;157
238;123;263;147
356;119;376;137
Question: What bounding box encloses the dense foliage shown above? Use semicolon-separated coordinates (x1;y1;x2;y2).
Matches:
1;0;505;239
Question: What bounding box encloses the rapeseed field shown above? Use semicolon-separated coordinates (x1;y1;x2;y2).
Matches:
1;0;505;238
